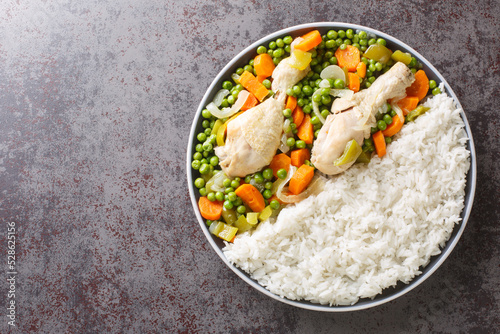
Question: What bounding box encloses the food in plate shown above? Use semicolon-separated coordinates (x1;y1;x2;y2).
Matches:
191;28;470;305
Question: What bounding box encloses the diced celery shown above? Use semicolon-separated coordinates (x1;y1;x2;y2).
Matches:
217;223;238;242
363;44;393;64
234;215;253;233
289;50;312;70
247;212;259;225
356;151;371;164
333;139;362;166
209;221;224;235
391;50;412;65
258;205;273;221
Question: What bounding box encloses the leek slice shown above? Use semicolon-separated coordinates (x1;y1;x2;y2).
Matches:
333;139;362;166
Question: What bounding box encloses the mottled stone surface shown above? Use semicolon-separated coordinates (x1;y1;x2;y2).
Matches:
0;0;498;333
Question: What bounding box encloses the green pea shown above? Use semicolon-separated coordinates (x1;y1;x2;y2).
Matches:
429;80;437;89
333;79;345;89
383;114;393;125
223;200;233;210
215;191;224;201
368;76;376;83
224;187;234;194
327;30;338;39
358;31;367;39
339;44;347;50
200;158;208;165
236;67;244;75
209;156;219;166
265;181;273;190
263;168;273;180
321;95;331;105
320;109;330;119
283;108;292;117
267;49;274;57
301;85;312;96
202;120;210;129
338;30;346;38
376;38;386;46
227;192;237;202
325;40;336;49
230;179;240;188
335;38;343;46
270;200;280;210
227;95;235;105
329;56;338;65
259;189;270;200
390;109;397;117
432;87;441;95
317;41;325;49
409;57;417;68
368;63;376;72
269;41;277;49
193;152;203;161
273;57;282;65
352;43;360;50
222;80;233;90
234;197;243;206
273;48;283;58
199;163;210;175
284;45;291;53
292;85;302;95
377;120;387;131
223;178;231;187
244;65;253;73
276;38;285;48
375;62;383;71
385;137;392;144
199;187;207;196
254;172;264;183
303;105;312;114
368;38;377;45
262;79;271;89
191;160;201;170
220;99;229;108
314;129;321;138
244;175;252;183
277;168;287;179
364;138;374;147
202;151;209;158
283;35;293;44
344;39;352;45
257;45;267;54
286;137;295;147
295;140;306;149
202;141;213;152
206;192;216;202
203;128;211;137
236;205;246;214
196;133;206;143
359;39;368;46
352;34;360;43
411;68;417;74
202;109;211;118
346;29;354;39
371;126;378;134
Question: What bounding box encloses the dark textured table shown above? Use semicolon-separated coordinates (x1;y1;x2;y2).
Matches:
1;1;499;333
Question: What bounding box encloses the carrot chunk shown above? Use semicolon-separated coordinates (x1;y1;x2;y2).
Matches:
289;164;315;195
269;153;291;179
254;53;275;77
406;70;430;101
356;61;367;78
335;45;361;72
292;105;304;127
382;115;404;137
297;114;314;144
285;95;297;112
372;130;386;158
234;184;265;213
397;96;419;115
239;71;269;102
348;73;360;92
198;197;223;220
290;148;310;167
294;30;322;52
240;93;258;111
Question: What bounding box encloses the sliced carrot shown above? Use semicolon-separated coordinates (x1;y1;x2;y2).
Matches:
348;73;360;92
297;114;314;144
292;105;304;127
382;115;404;137
285;95;297;112
240;92;258;111
198;197;223;220
269;153;291;179
406;70;429;101
397;96;419;115
335;45;361;72
290;148;310;167
234;184;265;213
372;130;386;158
239;71;269;102
254;53;275;77
294;30;322;52
289;164;315;195
356;61;367;78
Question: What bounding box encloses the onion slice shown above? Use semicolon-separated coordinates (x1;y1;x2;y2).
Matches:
207;90;250;119
213;89;230;107
272;165;296;196
390;95;405;123
320;65;346;82
279;132;290;153
329;89;354;99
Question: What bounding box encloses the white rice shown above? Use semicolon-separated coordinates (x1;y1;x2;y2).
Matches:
223;92;471;306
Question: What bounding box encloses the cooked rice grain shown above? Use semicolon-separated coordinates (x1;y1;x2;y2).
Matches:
223;92;470;306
